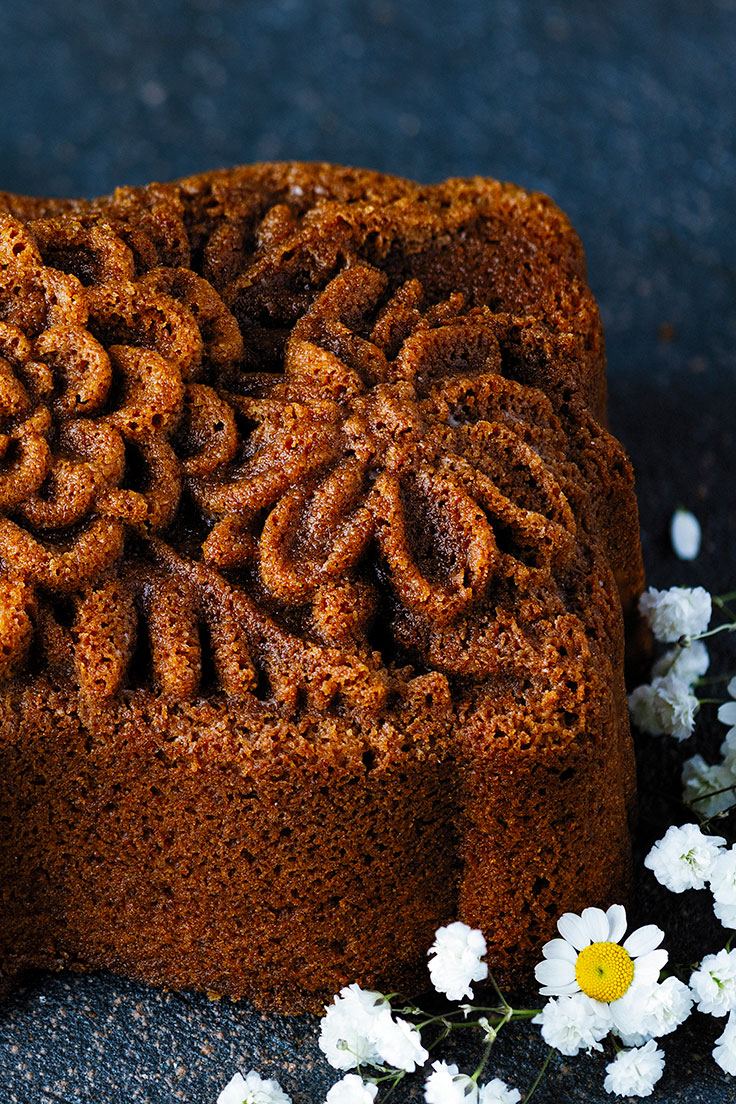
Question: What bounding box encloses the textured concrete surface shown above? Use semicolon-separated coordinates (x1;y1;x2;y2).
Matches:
1;0;736;1100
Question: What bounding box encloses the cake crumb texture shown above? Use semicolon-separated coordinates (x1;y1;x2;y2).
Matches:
0;163;642;1011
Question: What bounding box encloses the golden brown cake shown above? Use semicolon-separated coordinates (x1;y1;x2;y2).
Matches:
0;163;642;1012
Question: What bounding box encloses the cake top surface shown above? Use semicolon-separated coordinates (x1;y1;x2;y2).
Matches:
0;163;626;743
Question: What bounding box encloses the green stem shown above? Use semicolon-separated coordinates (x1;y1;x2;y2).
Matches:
523;1047;554;1103
713;597;736;620
696;671;736;686
691;623;736;642
487;971;511;1012
472;1035;496;1082
377;1070;405;1102
415;1007;506;1030
701;806;736;829
689;782;736;802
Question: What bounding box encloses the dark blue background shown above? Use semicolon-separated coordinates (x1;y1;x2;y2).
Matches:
1;1;735;1100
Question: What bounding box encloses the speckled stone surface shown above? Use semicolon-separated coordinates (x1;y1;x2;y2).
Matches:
1;1;735;1101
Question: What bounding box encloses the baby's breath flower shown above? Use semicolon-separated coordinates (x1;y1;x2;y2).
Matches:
423;1060;477;1104
652;640;709;685
670;509;701;561
478;1078;521;1104
427;921;488;1001
644;823;726;892
710;847;736;929
718;677;736;739
318;985;390;1070
682;755;736;816
722;727;736;768
371;1009;428;1072
628;675;699;740
714;1010;736;1075
636;976;693;1038
638;586;712;643
690;949;736;1016
217;1070;292;1104
318;984;427;1074
533;992;609;1055
325;1074;378;1104
603;1040;665;1098
628;682;663;735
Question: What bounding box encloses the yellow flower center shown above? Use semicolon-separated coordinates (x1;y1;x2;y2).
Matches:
575;941;634;1002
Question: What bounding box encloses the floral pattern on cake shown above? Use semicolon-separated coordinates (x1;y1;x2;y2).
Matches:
1;214;591;711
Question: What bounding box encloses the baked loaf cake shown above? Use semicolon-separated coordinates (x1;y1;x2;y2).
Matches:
0;163;643;1012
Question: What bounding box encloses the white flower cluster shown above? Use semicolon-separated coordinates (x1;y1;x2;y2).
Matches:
325;1075;378;1103
628;647;707;745
319;984;427;1073
217;1069;293;1104
424;1061;520;1103
314;922;520;1104
638;585;712;643
628;586;713;742
644;823;736;1074
682;676;736;816
533;905;689;1097
427;920;489;1000
689;952;736;1073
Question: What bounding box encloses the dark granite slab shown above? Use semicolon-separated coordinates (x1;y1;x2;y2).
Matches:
1;0;736;1100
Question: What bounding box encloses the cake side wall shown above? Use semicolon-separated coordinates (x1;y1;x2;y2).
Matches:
0;683;460;1013
457;649;634;987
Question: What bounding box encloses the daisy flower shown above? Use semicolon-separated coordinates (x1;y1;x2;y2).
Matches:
535;905;667;1038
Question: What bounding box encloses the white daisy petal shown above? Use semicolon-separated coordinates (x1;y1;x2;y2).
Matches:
539;980;582;997
535;959;576;988
606;904;628;944
670;509;701;561
557;912;591;950
580;907;609;944
623;925;664;958
718;703;736;727
542;939;579;964
633;950;668;988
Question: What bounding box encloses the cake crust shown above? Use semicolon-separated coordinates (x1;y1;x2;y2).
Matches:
0;163;641;1011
